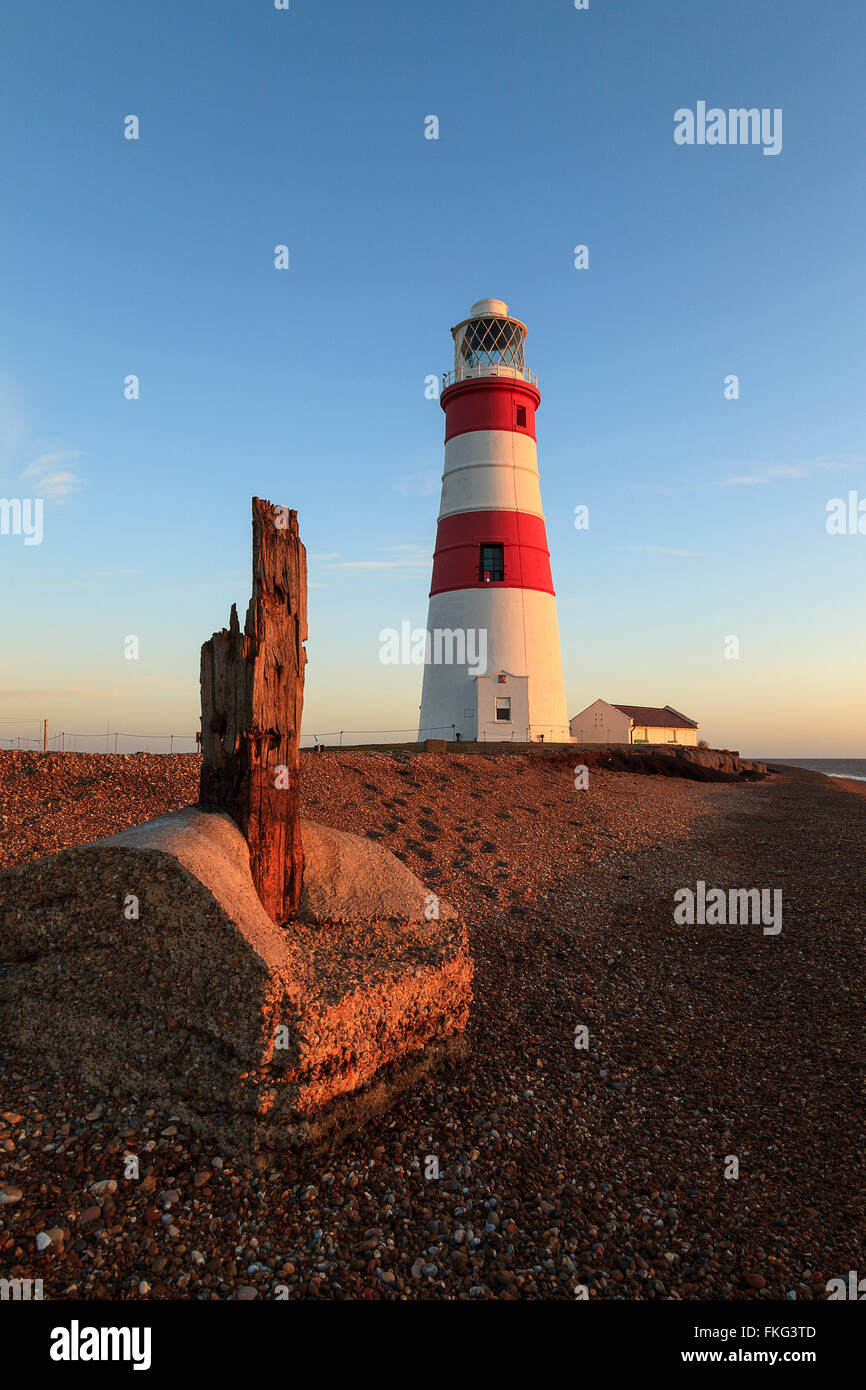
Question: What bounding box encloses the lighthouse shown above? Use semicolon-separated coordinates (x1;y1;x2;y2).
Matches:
418;299;572;743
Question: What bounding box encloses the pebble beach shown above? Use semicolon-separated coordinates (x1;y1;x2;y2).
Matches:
1;748;863;1301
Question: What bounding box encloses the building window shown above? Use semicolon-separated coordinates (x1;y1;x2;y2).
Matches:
515;405;527;427
479;543;504;583
495;697;511;721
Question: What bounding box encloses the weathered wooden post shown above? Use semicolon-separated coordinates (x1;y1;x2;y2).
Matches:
199;497;307;924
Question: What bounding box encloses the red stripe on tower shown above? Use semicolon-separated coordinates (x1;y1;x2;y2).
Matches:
441;376;540;442
429;509;554;596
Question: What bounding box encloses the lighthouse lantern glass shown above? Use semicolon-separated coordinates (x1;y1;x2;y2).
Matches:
444;302;536;389
456;315;525;373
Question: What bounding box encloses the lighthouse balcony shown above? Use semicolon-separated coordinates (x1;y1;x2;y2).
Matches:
442;362;538;389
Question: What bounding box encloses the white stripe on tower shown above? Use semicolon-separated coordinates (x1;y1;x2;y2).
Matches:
439;431;544;518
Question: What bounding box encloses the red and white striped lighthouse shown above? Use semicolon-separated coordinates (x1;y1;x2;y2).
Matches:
418;299;571;743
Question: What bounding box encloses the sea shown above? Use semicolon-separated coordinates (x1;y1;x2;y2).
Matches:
769;758;866;782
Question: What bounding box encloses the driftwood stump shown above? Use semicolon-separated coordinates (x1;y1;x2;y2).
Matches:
199;498;307;924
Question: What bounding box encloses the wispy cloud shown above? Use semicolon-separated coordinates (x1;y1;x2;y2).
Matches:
0;685;127;701
713;459;855;486
618;545;707;558
83;568;146;578
326;559;429;571
21;450;81;501
814;456;861;472
317;543;430;573
393;470;439;496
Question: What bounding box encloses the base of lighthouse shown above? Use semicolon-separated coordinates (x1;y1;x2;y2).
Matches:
418;588;571;743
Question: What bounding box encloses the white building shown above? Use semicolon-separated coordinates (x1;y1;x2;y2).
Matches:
418;299;571;743
569;699;700;746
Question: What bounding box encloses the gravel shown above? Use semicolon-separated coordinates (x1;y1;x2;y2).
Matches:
0;748;863;1300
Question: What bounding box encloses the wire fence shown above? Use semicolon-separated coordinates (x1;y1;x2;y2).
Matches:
0;724;461;754
0;720;558;754
0;730;200;754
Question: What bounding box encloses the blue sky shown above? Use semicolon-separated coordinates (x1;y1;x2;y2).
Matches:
1;0;864;756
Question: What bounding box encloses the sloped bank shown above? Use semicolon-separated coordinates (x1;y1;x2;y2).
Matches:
556;745;767;782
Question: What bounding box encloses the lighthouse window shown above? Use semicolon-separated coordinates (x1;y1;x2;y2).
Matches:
515;406;527;428
495;697;512;721
479;543;504;583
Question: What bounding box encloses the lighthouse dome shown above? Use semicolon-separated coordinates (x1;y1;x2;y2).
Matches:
470;298;509;317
